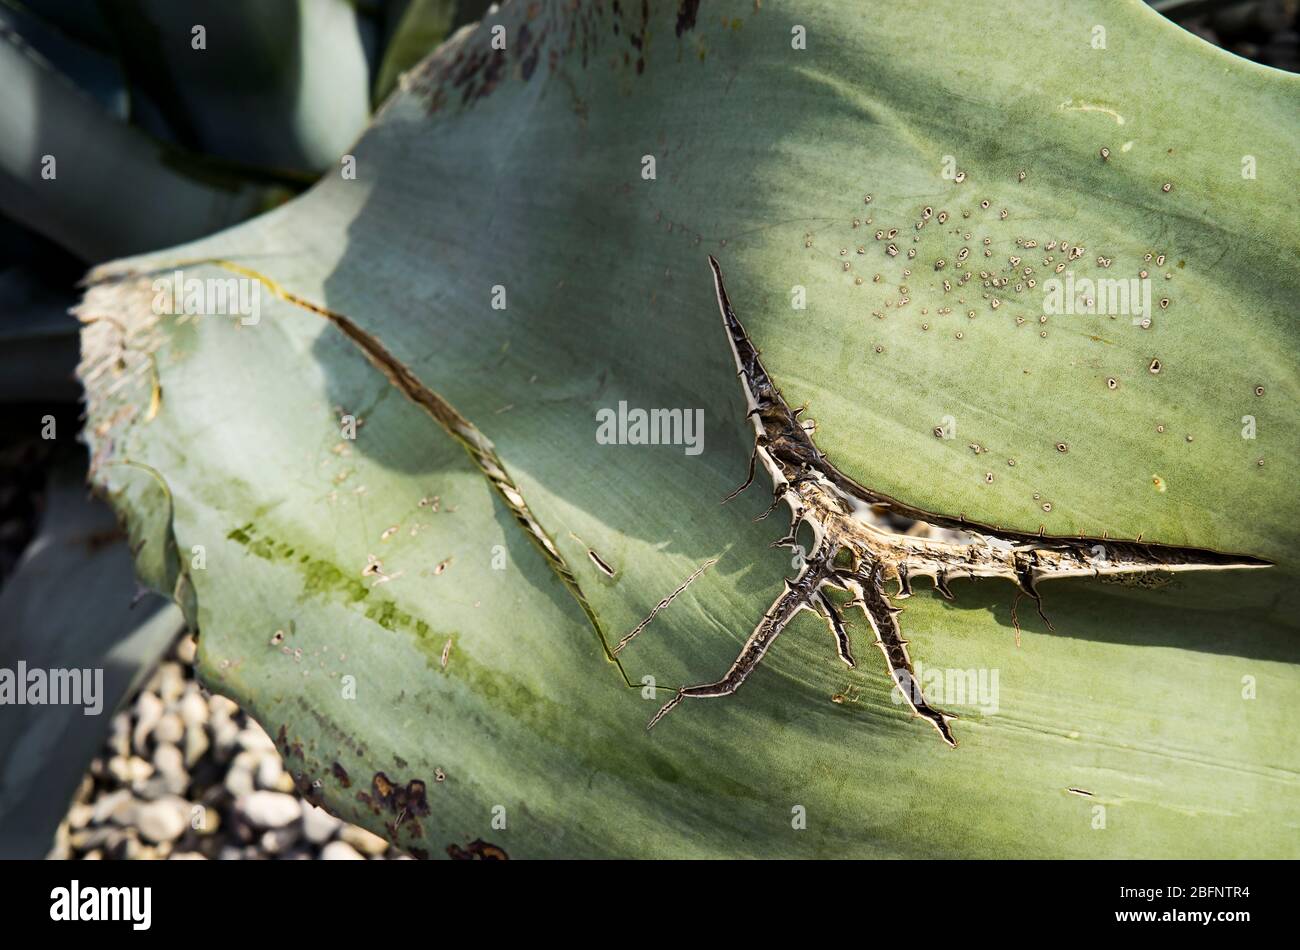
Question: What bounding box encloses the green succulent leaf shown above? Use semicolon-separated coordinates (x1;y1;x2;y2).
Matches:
373;0;458;106
0;221;83;401
77;0;1300;858
98;0;372;176
0;21;277;261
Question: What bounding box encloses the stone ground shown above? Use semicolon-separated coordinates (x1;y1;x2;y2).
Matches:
48;633;409;861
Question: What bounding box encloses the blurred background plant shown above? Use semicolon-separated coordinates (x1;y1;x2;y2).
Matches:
0;0;1294;859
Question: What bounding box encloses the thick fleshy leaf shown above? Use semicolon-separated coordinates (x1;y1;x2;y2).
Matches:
373;0;457;105
0;221;83;402
0;2;126;117
0;265;79;402
78;0;1300;857
13;1;115;54
0;462;184;858
0;24;275;261
100;0;371;175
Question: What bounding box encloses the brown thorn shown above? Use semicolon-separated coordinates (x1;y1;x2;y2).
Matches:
722;439;759;503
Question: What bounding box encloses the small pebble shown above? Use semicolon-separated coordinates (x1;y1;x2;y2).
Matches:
223;764;255;799
301;803;342;844
107;755;153;788
183;723;209;769
235;791;301;830
154;712;184;745
339;825;389;856
175;635;197;665
137;799;187;844
322;840;365;860
259;827;301;854
132;693;163;753
91;788;134;825
153;743;188;796
255;755;284;791
237;723;276;754
177;688;209;728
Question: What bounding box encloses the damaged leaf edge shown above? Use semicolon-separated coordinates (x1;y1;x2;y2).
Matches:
77;261;638;691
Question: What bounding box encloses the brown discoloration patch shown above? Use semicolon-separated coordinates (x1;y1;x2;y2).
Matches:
624;0;651;65
517;21;541;82
386;815;425;840
353;772;436;844
410;12;551;113
405;0;696;117
521;46;540;80
675;0;701;36
371;772;431;819
83;526;127;553
292;772;325;806
447;838;509;860
332;761;352;788
397;817;424;839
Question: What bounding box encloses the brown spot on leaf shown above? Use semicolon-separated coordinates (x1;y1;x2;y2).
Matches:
447;838;509;860
371;772;432;819
83;526;126;553
522;48;540;80
292;772;325;805
356;791;379;815
675;0;701;36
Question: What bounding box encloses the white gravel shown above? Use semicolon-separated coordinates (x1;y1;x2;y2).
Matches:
50;634;414;860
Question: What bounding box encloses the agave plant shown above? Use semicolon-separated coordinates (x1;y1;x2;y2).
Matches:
2;0;1298;859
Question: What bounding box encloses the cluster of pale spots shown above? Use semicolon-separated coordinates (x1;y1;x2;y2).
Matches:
637;256;1268;747
824;185;1210;480
830;184;1176;339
